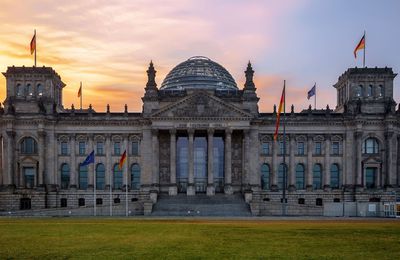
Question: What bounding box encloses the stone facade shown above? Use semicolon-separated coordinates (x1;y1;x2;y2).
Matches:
0;57;399;216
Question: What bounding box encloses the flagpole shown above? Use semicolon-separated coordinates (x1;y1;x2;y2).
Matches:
80;82;83;110
363;30;366;68
94;159;97;216
314;83;317;110
34;29;37;67
282;80;287;216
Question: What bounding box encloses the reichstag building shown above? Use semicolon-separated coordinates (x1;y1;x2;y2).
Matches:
0;56;399;216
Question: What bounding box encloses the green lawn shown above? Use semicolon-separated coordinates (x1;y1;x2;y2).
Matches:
0;218;399;259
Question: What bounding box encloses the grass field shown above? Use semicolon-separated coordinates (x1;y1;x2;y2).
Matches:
0;218;399;259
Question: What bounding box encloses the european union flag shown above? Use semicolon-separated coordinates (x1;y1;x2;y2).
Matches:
307;84;316;100
81;150;95;166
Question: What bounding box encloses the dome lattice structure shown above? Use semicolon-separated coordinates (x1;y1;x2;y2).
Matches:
160;56;238;90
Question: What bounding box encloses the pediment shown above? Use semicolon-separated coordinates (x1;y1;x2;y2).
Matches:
151;92;253;118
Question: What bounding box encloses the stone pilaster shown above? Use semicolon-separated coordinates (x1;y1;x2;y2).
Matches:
385;131;396;188
169;129;177;195
87;134;94;189
105;134;112;189
249;127;260;190
69;134;77;189
288;134;295;191
224;128;233;194
187;129;195;195
324;134;331;190
355;131;363;188
271;137;278;191
5;130;15;188
38;130;46;189
243;130;250;189
151;129;159;190
306;134;313;191
123;134;129;190
207;128;215;195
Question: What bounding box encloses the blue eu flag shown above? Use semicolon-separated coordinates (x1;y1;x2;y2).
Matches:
307;84;316;100
81;150;95;166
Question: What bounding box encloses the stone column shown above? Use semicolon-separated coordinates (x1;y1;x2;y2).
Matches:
243;130;250;188
5;131;15;188
123;134;129;190
271;138;278;191
249;127;260;189
38;130;46;189
224;128;233;194
289;134;295;191
385;132;397;188
306;134;313;190
187;129;195;195
151;129;159;190
105;134;112;189
169;129;177;195
87;134;94;189
207;128;215;196
324;135;331;190
355;131;363;188
69;134;77;189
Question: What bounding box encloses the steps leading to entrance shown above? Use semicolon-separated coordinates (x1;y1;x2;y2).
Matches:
151;193;252;216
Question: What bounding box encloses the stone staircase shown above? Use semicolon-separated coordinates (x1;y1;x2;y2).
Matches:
151;193;252;216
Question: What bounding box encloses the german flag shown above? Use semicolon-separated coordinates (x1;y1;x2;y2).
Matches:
30;31;36;55
354;34;365;58
118;150;127;170
78;82;82;98
274;82;285;141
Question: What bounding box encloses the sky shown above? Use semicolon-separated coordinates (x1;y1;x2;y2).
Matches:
0;0;399;112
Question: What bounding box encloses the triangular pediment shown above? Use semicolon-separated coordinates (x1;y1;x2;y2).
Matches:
151;91;253;118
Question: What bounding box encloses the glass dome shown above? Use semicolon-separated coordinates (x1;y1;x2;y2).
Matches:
160;56;238;90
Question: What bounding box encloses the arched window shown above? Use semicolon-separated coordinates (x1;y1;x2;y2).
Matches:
20;137;38;154
356;85;363;97
113;164;123;189
61;163;70;189
96;163;105;190
367;85;373;97
261;163;270;190
363;138;379;154
37;84;43;96
79;165;88;190
378;85;384;97
278;163;288;189
330;164;340;189
27;84;33;96
295;164;305;190
313;164;322;189
131;164;141;190
16;84;24;96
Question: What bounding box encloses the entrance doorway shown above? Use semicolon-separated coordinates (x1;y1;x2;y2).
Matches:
365;167;377;188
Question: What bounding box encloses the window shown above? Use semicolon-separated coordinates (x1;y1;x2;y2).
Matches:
16;84;24;96
132;141;139;156
20;198;31;210
330;164;340;189
61;142;68;155
78;141;86;155
298;198;305;205
297;142;305;155
131;164;141;190
114;198;121;204
113;164;123;189
24;167;35;188
61;198;67;208
79;165;88;190
261;142;270;155
315;142;322;155
279;141;287;155
365;167;377;189
316;198;323;206
363;138;379;154
261;164;270;190
313;164;322;189
332;142;340;155
295;164;305;190
96;198;103;205
114;142;121;155
277;164;288;190
27;84;33;96
333;198;341;203
78;198;85;207
367;85;373;97
356;85;363;97
96;142;104;155
61;163;70;189
37;84;43;96
96;163;105;190
20;137;38;154
378;85;384;97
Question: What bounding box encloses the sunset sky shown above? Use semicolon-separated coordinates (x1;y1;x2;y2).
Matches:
0;0;399;112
